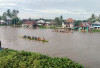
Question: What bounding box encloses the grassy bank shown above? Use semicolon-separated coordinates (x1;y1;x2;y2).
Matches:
92;29;100;32
0;49;84;68
39;26;56;29
0;24;6;26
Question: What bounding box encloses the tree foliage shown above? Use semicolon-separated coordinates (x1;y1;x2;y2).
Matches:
87;14;96;23
0;9;20;25
54;15;63;25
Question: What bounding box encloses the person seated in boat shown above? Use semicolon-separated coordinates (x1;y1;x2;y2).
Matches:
36;37;39;40
32;36;34;39
28;36;31;39
28;36;29;38
42;38;45;41
38;37;41;40
37;37;39;40
34;37;37;40
24;35;26;38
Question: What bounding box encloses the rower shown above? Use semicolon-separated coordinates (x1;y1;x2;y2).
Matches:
28;36;31;39
32;36;34;39
24;35;26;38
38;37;41;40
35;37;37;40
37;37;39;40
42;38;45;41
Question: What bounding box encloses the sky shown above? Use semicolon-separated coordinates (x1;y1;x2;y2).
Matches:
0;0;100;20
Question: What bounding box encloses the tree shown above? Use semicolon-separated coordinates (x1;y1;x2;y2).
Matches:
29;18;32;21
12;17;20;25
2;12;7;21
88;14;96;23
54;16;64;25
7;9;12;18
98;14;100;21
59;15;63;25
0;16;2;20
54;17;60;25
12;9;19;18
74;20;82;26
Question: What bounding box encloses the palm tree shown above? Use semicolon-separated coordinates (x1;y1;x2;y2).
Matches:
7;9;12;18
91;14;96;23
12;9;19;18
87;14;96;23
12;10;19;26
2;12;7;21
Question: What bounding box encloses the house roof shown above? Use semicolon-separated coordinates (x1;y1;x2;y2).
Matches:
66;18;74;23
0;20;5;22
37;20;45;23
92;21;100;25
22;19;29;22
22;21;36;25
79;22;91;27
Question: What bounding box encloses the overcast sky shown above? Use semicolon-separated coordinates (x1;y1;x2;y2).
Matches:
0;0;100;20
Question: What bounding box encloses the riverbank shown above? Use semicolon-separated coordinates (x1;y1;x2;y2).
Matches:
39;26;56;29
0;49;84;68
92;29;100;32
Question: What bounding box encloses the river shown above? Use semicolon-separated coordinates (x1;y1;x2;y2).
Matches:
0;26;100;68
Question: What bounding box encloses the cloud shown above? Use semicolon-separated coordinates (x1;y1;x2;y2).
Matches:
0;3;16;7
35;9;90;14
0;0;100;20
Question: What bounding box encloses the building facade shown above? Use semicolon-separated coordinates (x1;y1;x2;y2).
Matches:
22;21;37;27
91;21;100;29
62;18;74;28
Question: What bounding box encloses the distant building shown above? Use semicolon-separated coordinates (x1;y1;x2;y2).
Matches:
91;21;100;29
0;20;5;24
36;20;45;26
22;21;37;27
62;18;75;28
78;22;91;31
36;20;51;26
22;19;29;22
62;22;66;28
6;19;12;25
45;22;51;26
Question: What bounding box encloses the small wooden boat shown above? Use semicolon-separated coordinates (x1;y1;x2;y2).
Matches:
20;36;48;42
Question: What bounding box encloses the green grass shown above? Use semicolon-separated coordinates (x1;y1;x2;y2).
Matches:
0;24;6;26
92;29;100;32
0;49;84;68
39;26;56;29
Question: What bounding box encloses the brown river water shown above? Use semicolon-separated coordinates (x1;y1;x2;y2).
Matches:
0;26;100;68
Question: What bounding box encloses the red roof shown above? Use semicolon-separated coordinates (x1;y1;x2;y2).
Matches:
66;18;74;23
22;21;36;25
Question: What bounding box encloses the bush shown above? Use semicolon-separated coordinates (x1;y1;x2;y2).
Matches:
0;49;84;68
